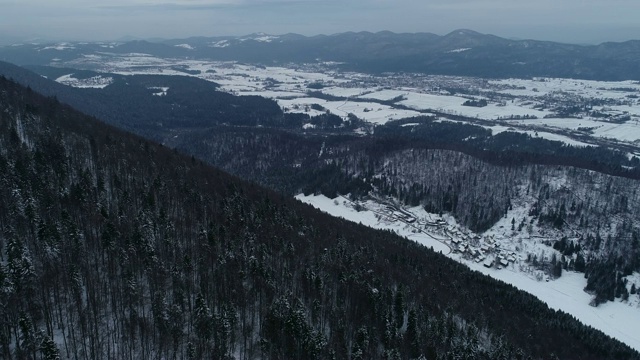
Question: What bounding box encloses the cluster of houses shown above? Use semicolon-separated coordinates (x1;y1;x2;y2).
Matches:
447;228;519;269
375;201;524;271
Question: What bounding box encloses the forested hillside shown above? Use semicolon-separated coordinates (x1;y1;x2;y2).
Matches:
1;76;638;359
2;61;640;307
332;147;640;303
167;126;640;306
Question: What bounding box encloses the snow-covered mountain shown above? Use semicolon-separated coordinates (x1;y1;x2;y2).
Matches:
3;30;640;80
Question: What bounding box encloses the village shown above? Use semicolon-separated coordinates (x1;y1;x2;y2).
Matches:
296;187;640;352
344;195;525;272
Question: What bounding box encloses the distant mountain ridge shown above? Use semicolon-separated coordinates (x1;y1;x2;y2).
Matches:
2;29;640;80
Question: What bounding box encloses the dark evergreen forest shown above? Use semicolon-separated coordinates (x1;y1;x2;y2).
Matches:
2;76;639;359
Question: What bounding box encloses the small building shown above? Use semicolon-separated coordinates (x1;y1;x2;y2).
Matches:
500;259;509;267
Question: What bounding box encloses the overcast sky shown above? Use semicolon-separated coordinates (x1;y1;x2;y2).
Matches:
2;0;640;45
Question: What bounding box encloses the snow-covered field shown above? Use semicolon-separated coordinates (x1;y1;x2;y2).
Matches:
506;117;640;143
490;77;640;101
399;92;551;119
55;52;640;149
278;97;424;124
436;119;597;147
296;193;640;351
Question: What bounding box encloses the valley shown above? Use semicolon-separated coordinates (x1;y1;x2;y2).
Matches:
43;50;640;156
2;35;640;356
4;0;640;354
4;74;637;359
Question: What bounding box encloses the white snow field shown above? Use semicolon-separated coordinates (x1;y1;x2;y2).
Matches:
277;97;423;124
506;117;640;143
399;92;551;119
296;193;640;351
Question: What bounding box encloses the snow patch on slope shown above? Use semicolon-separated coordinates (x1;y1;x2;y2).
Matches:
55;74;113;89
174;43;194;50
448;48;471;53
148;87;169;96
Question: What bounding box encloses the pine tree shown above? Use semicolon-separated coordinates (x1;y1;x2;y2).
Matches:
394;287;405;329
18;313;38;359
40;335;61;360
575;253;586;272
351;326;369;360
193;293;213;356
186;341;196;360
405;309;420;358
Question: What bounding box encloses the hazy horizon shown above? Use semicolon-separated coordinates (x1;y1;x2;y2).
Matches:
2;0;640;46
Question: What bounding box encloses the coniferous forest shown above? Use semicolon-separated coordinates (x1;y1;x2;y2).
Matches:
3;61;638;310
1;74;640;360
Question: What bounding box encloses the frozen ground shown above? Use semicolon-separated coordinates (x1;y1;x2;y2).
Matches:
296;193;640;351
